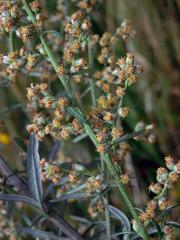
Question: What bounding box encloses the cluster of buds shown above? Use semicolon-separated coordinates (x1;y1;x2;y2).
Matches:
163;225;176;240
88;199;104;218
40;158;61;183
0;1;21;33
138;156;179;229
134;122;156;144
72;0;98;13
68;164;85;184
86;35;143;154
120;173;129;185
55;9;92;83
0;201;15;240
26;83;83;140
116;19;136;41
0;48;39;82
86;175;106;194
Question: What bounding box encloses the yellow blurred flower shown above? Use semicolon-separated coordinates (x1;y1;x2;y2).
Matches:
0;132;11;145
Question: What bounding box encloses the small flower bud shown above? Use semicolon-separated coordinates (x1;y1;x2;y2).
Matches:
156;167;168;184
118;107;129;118
165;156;175;171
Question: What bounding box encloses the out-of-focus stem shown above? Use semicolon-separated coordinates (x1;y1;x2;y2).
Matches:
104;198;111;240
9;31;14;51
88;39;96;106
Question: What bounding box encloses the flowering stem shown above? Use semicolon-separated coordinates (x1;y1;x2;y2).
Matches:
83;123;148;240
40;37;72;97
21;1;148;239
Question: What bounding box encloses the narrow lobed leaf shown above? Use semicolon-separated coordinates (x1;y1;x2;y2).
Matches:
0;193;40;208
27;134;42;204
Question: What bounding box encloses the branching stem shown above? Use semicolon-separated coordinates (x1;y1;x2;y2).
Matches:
21;1;148;239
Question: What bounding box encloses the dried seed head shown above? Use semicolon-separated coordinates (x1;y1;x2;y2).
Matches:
148;182;162;195
118;107;129;118
165;155;175;171
29;0;41;12
156;167;168;184
120;174;129;185
58;98;69;108
68;170;78;183
103;111;114;122
97;143;106;153
57;65;65;76
116;86;125;98
168;172;178;184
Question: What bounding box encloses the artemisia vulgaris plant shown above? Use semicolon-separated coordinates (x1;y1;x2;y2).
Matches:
0;1;179;240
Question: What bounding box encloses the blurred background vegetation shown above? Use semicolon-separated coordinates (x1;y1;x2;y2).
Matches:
0;0;179;218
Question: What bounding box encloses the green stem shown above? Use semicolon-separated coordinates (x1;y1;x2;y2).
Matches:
104;197;111;240
83;123;148;240
22;0;36;24
40;37;72;96
88;39;96;106
9;30;14;51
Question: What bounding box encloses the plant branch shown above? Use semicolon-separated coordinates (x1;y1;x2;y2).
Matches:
21;1;148;239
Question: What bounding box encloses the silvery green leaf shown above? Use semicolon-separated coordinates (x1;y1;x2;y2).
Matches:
50;192;91;203
43;177;69;200
131;227;158;239
16;226;66;240
73;133;88;143
0;193;40;208
27;134;42;203
112;129;145;145
67;107;88;124
108;205;131;240
49;211;84;240
67;183;87;194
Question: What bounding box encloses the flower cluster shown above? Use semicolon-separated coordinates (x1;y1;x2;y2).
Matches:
26;83;83;140
86;175;105;194
40;158;61;183
0;1;21;33
135;156;180;239
88;199;105;218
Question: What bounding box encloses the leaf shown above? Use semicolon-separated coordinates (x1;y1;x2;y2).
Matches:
27;134;42;203
16;226;65;240
67;107;88;124
67;183;87;194
0;193;40;208
49;211;84;240
50;192;91;203
43;177;69;200
131;228;158;240
108;205;131;240
112;129;145;145
73;133;88;143
165;221;180;228
0;156;30;196
42;30;62;37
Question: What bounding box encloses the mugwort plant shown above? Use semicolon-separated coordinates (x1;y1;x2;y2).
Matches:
0;1;179;239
